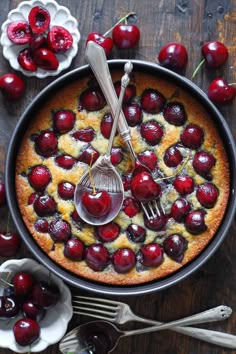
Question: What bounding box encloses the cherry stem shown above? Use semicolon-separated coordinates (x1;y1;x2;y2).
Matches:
192;58;205;79
0;277;14;287
103;12;136;37
89;152;96;194
229;83;236;87
157;152;191;182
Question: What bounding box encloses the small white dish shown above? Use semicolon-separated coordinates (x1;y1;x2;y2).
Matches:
0;258;73;353
0;0;81;78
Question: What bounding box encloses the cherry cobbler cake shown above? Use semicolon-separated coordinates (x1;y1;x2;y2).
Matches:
15;69;230;285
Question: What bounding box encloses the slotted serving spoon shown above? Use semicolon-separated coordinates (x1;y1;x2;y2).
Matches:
74;61;133;226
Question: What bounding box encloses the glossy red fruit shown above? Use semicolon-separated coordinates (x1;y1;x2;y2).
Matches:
112;248;136;273
71;128;95;142
28;165;51;191
158;42;188;73
32;281;60;309
34;219;49;233
64;237;85;261
0;296;20;318
171;198;191;222
47;25;73;53
28;6;50;34
144;214;167;231
100;112;114;139
131;171;161;203
33;48;59;70
192;151;216;180
33;193;56;216
112;24;140;49
141;89;166;114
85;244;110;271
14;318;40;346
7;21;32;44
86;33;113;56
163;102;187;126
58;182;75;200
140;121;163;146
111;147;123;165
22;300;45;321
29;34;47;50
164;146;183;167
123;197;141;217
35;130;58;157
114;82;136;103
82;191;112;217
140;243;164;267
208;78;236;105
53;110;75;133
202;41;228;69
28;192;38;205
13;272;34;296
96;222;120;242
49;218;71;242
122;173;132;191
55;155;76;169
180;124;204;149
78;145;100;165
18;48;37;71
123;103;142;126
185;209;207;234
196;182;218;208
173;174;194;195
0;73;25;100
163;234;188;262
127;224;146;243
0;181;6;206
80;88;106;111
0;232;21;257
137;150;158;171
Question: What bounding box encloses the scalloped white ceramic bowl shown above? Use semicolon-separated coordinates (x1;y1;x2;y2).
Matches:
0;0;81;78
0;258;73;352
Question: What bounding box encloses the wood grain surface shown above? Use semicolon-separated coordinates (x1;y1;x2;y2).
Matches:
0;1;236;353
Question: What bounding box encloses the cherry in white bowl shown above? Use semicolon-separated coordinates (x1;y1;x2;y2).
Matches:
0;258;73;352
0;0;80;78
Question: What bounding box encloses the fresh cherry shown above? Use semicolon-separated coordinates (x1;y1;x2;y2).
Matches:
34;219;49;233
28;165;51;191
180;124;204;149
49;218;71;242
112;248;136;273
13;272;35;296
158;42;188;74
80;87;106;111
173;174;194;195
0;73;25;101
7;21;32;44
163;234;188;262
71;127;95;142
31;281;60;309
53;109;76;133
141;89;166;114
131;171;161;203
144;214;167;231
82;190;111;217
33;193;56;217
140;121;164;145
28;6;50;34
85;244;110;271
111;147;123;165
114;82;136;103
127;224;146;243
58;182;75;200
123;103;142;126
202;41;228;69
0;296;20;318
208;78;236;105
22;300;45;321
14;318;40;346
137;150;158;171
0;232;21;257
122;197;141;217
196;182;219;208
18;48;38;71
47;25;73;53
86;34;113;56
163;102;187;126
170;198;191;222
96;222;120;242
35;130;58;157
185;209;207;234
140;243;164;267
64;237;85;261
164;145;183;168
55;155;76;169
192;151;216;180
112;24;140;49
77;145;100;165
0;181;6;206
33;48;59;70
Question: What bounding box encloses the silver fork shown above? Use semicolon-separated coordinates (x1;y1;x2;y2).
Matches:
72;296;235;348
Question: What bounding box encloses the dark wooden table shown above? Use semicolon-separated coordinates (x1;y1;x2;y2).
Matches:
0;1;236;353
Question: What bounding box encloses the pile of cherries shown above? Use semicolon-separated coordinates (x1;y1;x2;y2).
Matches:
0;271;60;347
6;6;73;72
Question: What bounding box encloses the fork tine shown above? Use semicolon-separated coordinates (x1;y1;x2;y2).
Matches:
73;299;118;311
72;304;116;317
73;310;115;322
73;295;119;306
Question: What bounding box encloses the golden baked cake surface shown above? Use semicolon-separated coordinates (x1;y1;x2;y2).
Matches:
15;70;230;285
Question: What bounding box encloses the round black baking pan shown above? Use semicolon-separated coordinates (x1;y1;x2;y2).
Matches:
5;60;236;296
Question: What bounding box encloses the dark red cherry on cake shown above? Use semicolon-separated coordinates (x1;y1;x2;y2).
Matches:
208;78;236;105
34;219;49;233
55;155;76;169
0;73;25;101
140;121;163;146
180;124;204;149
131;171;161;203
7;21;32;44
0;232;21;257
111;147;123;165
86;34;113;56
33;194;56;217
140;243;163;267
141;89;166;114
163;102;187;126
13;272;34;296
33;48;59;70
82;190;111;217
71;127;95;142
80;88;106;111
123;103;142;127
18;48;37;71
53;109;75;133
123;197;141;217
64;237;85;261
96;222;120;242
14;318;40;346
77;145;100;165
202;41;228;69
28;192;38;205
0;181;6;206
31;281;60;309
158;42;188;74
114;82;136;103
137;150;158;171
28;165;51;191
47;26;73;53
28;6;50;34
85;244;110;271
0;296;20;318
35;130;57;157
193;151;216;180
100;113;115;139
144;213;167;231
173;174;194;195
112;24;140;49
196;182;218;208
112;248;136;273
49;218;71;242
164;146;183;167
171;198;191;222
163;234;188;262
185;209;207;234
58;182;75;200
127;224;146;243
122;173;132;191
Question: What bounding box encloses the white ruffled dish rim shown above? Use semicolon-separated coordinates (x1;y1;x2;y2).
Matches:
0;258;73;352
0;0;81;78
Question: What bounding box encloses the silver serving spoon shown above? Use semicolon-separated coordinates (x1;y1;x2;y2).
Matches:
59;306;235;354
74;61;133;226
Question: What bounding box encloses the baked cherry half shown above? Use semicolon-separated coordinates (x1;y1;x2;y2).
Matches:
131;171;161;203
64;237;85;261
140;121;164;146
114;82;136;103
96;222;120;242
123;103;142;127
122;197;141;217
49;218;71;242
141;89;166;114
164;146;183;168
71;128;95;142
173;174;194;196
35;130;58;157
77;145;100;165
33;194;56;217
180;124;204;149
185;209;207;234
163;102;187;126
140;243;164;267
28;165;51;191
53;109;76;134
112;248;136;273
127;224;146;243
85;244;110;271
55;155;76;170
170;198;191;222
192;151;216;180
137;150;158;171
58;182;75;200
144;214;167;231
196;182;219;208
79;87;106;111
163;234;188;263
